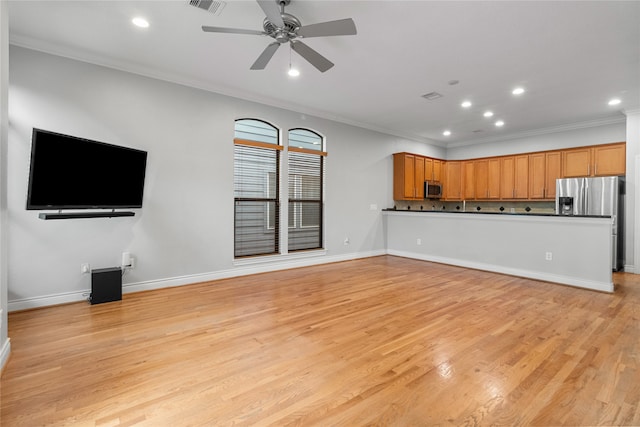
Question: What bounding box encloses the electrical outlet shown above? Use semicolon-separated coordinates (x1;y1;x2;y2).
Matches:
545;252;553;261
369;204;378;211
81;263;90;274
417;238;422;245
344;237;350;245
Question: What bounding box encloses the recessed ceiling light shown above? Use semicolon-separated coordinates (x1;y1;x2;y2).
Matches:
483;111;494;118
461;100;472;108
132;17;149;28
512;87;525;95
495;120;505;127
608;98;621;106
443;130;451;136
288;68;300;77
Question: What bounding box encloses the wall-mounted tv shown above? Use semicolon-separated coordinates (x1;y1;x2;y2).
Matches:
26;128;148;210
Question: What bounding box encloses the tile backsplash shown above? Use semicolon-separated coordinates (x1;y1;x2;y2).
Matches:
392;200;556;214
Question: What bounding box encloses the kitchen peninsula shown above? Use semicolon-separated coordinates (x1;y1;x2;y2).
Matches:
383;210;614;292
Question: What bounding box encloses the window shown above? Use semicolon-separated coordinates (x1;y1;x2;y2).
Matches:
234;119;282;258
288;129;325;252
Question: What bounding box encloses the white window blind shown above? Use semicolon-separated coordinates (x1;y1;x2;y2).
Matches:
234;119;280;258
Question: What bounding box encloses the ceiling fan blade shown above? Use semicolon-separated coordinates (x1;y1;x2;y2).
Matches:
202;26;265;36
250;42;281;70
257;0;284;28
290;40;334;72
297;18;357;38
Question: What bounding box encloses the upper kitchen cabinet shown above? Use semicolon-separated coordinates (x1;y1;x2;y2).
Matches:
463;161;475;200
443;161;462;200
393;152;425;200
425;158;443;182
529;151;561;199
474;158;500;199
562;142;625;178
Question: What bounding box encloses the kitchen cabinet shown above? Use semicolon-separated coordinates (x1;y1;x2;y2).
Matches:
545;151;562;199
463;161;475;200
562;142;625;178
443;161;462;200
425;158;443;182
529;153;547;199
514;155;529;199
466;158;501;200
592;143;625;176
500;157;515;199
393;153;424;200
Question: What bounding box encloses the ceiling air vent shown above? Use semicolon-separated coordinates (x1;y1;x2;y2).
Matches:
189;0;226;15
421;92;443;100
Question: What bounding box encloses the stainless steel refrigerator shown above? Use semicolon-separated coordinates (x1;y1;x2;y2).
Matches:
556;176;624;271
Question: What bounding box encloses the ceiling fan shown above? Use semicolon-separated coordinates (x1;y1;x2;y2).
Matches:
201;0;357;72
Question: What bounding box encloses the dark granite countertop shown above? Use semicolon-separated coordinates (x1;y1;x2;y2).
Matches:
381;208;611;219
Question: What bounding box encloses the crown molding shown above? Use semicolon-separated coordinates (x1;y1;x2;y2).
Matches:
446;115;626;149
623;108;640;116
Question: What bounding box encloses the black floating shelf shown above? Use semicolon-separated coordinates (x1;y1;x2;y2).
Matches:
39;211;135;220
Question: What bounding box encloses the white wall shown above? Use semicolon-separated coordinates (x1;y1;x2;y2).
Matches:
1;0;11;370
626;110;640;272
7;46;439;310
446;121;626;160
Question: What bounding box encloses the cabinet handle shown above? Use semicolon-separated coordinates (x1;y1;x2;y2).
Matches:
588;164;590;175
543;188;545;198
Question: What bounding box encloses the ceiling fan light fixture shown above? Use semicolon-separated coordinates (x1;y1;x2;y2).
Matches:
288;67;300;77
132;17;149;28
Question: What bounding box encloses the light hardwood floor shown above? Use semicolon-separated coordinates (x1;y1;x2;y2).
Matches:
2;255;640;426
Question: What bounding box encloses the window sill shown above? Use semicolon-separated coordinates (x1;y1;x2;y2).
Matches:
233;249;327;267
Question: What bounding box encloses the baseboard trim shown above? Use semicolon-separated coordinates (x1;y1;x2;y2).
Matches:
0;338;10;373
387;249;614;293
623;264;635;273
8;250;386;311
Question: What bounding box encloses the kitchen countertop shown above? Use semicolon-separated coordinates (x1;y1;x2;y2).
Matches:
381;208;611;219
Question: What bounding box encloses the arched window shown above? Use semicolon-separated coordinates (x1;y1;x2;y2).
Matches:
288;128;325;251
234;119;282;257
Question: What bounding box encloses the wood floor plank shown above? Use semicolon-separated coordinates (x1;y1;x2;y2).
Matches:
2;255;640;426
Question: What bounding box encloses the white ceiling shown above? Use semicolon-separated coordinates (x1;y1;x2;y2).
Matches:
7;0;640;147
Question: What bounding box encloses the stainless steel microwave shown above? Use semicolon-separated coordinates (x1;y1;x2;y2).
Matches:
424;181;442;199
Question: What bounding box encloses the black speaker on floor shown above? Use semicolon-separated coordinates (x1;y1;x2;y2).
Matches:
91;267;122;304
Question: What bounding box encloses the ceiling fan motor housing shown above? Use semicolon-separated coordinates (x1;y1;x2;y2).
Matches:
263;12;300;43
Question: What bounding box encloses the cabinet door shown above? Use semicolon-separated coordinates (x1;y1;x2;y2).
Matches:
424;158;433;182
593;143;625;176
403;155;416;198
500;156;515;199
393;153;419;200
474;160;488;199
414;156;425;199
433;160;443;182
487;158;501;199
529;153;546;199
545;151;562;199
463;161;476;200
563;147;591;177
514;155;529;199
444;161;462;200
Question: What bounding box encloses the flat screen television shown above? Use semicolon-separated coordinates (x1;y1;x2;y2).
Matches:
26;128;148;210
